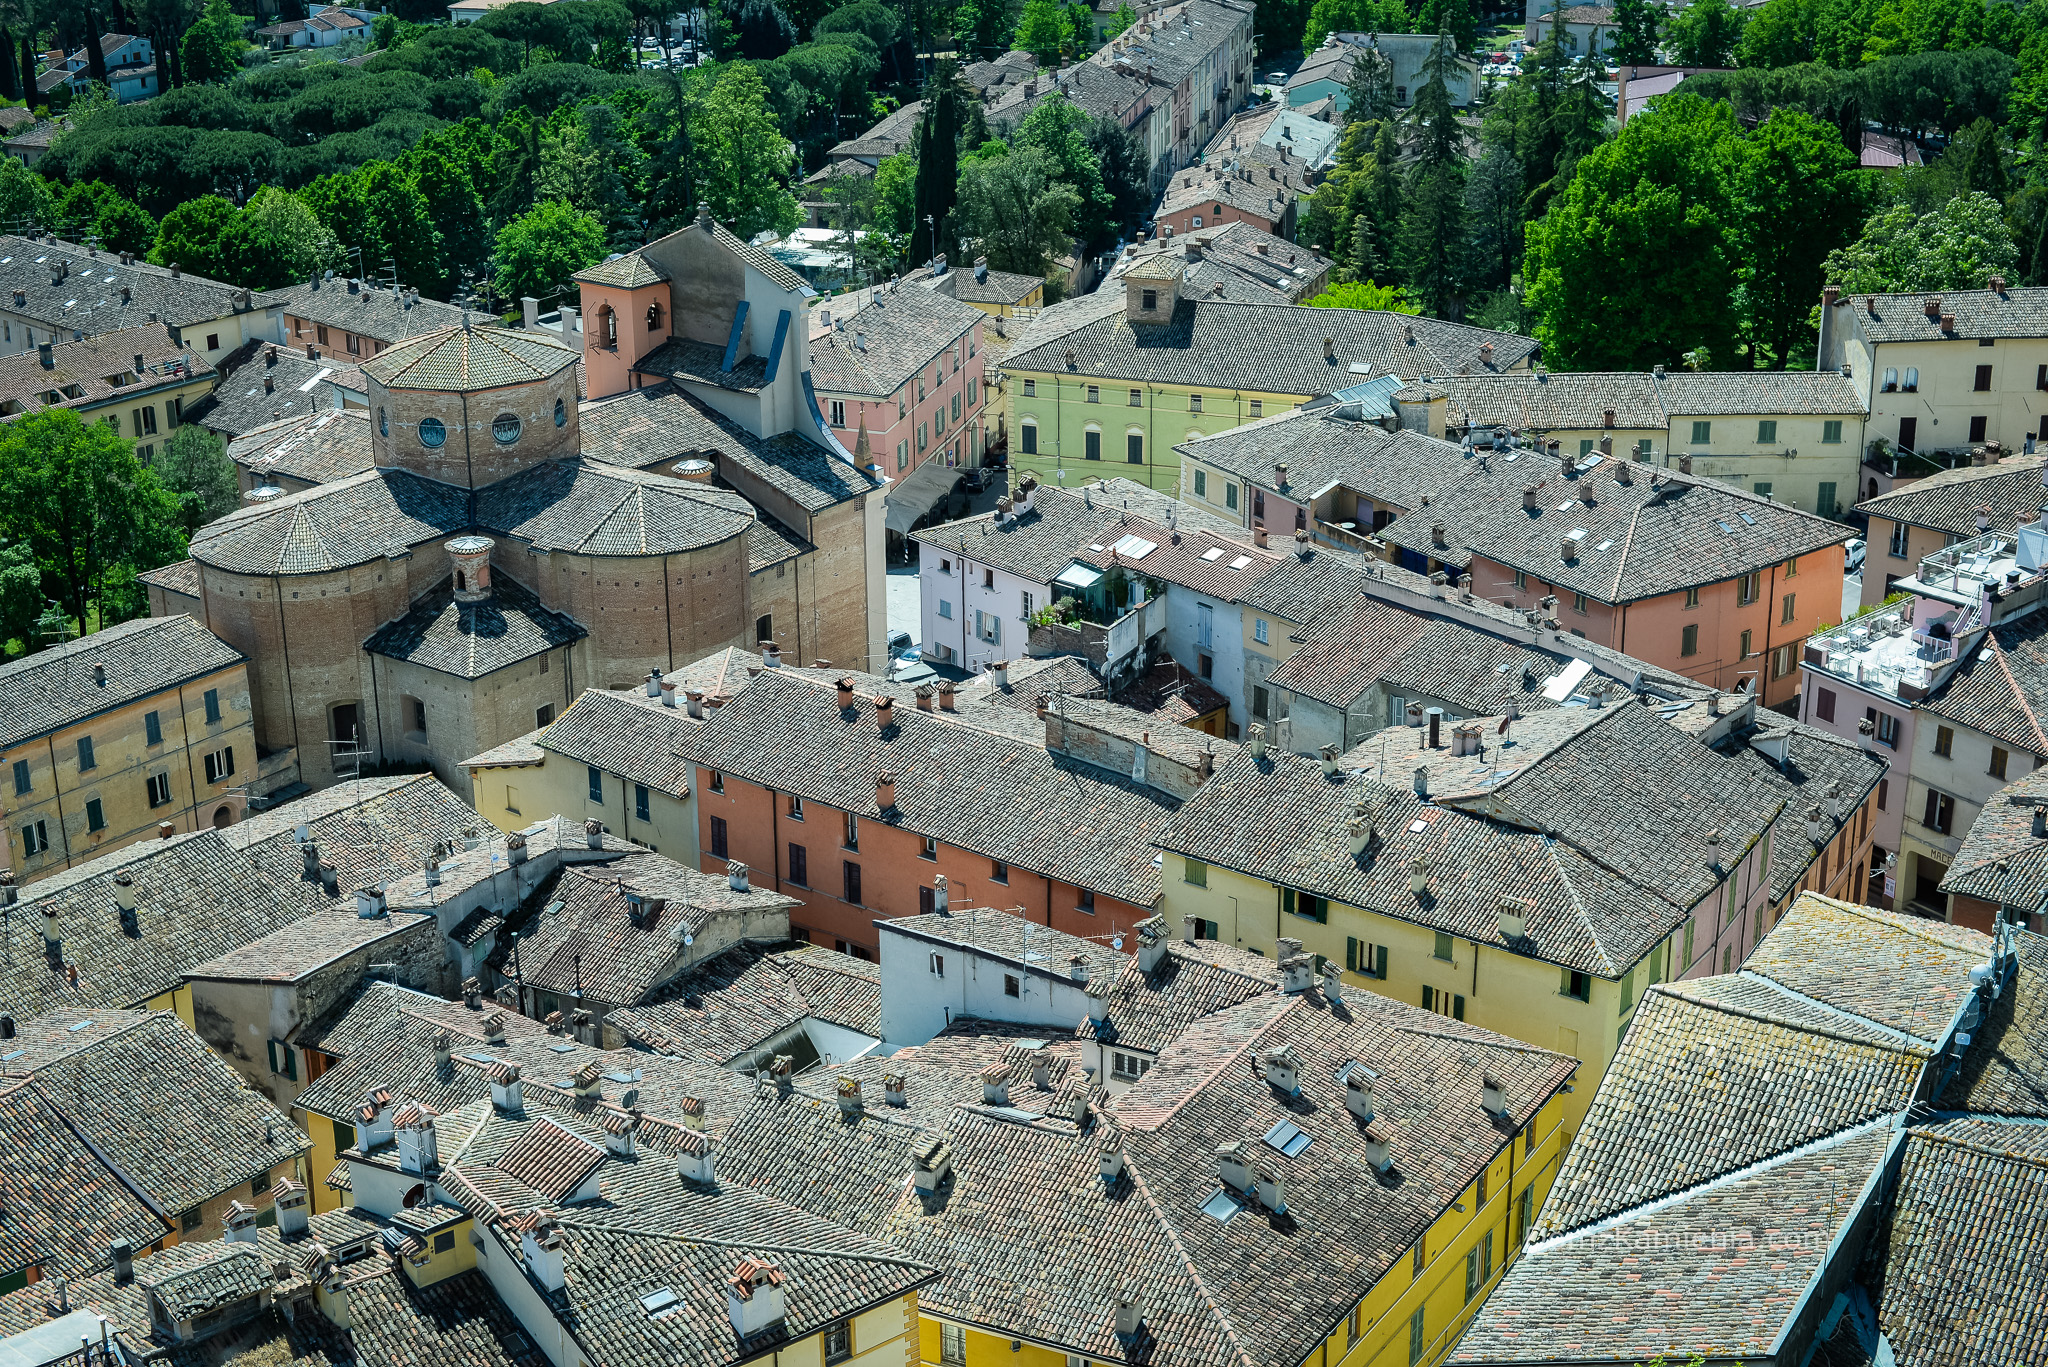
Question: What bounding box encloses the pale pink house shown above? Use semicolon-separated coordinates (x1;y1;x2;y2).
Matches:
808;281;991;524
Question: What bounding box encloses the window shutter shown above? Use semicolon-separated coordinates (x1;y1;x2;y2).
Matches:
1375;945;1388;978
1346;937;1359;972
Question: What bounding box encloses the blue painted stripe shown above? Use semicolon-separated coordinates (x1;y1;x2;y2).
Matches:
763;308;791;384
721;299;750;373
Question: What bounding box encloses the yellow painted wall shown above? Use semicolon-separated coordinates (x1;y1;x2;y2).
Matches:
1669;410;1863;517
1158;858;1675;1140
146;985;197;1033
401;1214;478;1288
1008;374;1307;492
1855;333;2048;460
468;752;698;866
746;1290;922;1367
306;1113;354;1215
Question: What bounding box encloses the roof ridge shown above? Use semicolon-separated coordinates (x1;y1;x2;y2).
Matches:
1986;633;2048;754
1655;977;1934;1054
1538;836;1619;976
1532;1114;1897;1247
1122;1160;1261;1367
552;1217;937;1271
1908;1125;2048;1171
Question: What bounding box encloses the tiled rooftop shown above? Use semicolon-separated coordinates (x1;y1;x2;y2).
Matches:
361;325;577;391
605;942;882;1063
362;572;587;678
0;614;242;749
1854;453;2048;535
0;235;276;333
808;283;984;399
1941;765;2048;912
265;278;473;346
225;407;374;484
0;322;213;418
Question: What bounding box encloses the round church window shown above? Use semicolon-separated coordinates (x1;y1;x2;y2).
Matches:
418;417;446;448
493;412;522;445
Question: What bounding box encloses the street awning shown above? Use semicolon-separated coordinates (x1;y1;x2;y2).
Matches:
888;457;963;535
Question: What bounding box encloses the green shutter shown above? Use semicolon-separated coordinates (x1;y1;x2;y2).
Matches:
1375;945;1388;979
1346;937;1359;972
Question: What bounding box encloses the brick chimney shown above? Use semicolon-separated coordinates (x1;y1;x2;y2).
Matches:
911;1135;954;1193
1136;915;1169;972
224;1201;260;1243
355;885;388;919
876;773;897;811
1254;1165;1288;1214
938;680;957;711
883;1072;908;1106
585;817;605;849
1363;1124;1392;1172
836;677;857;709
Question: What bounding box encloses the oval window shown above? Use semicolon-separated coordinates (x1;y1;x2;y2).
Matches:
378;406;388;437
554;397;567;428
493;412;522;445
418;416;446;448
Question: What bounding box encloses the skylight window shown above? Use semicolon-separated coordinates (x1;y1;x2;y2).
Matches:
1556;501;1574;512
1717;521;1735;534
1228;555;1253;569
1201;546;1225;561
1263;1119;1313;1157
639;1288;680;1316
549;1042;577;1053
1202;1189;1243;1222
1595;540;1614;552
1738;511;1757;526
1567;529;1587;541
1112;534;1158;559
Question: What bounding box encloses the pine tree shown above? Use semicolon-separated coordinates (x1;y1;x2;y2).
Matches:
1409;32;1464;174
1609;0;1662;64
1347;213;1378;284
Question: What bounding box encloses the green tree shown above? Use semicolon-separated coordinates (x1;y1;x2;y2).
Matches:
0;410;185;637
1524;94;1744;369
698;62;799;238
1735;0;1822;67
354;162;440;289
910;62;964;264
955;143;1081;277
0;538;43;656
219;187;340;289
1465;143;1522;293
148;194;238;279
1018;91;1115;245
1409;33;1464;173
407;149;491;300
1102;1;1137;39
952;0;1018;61
1609;0;1664;64
1341;47;1395;124
0;158;55;235
1310;279;1420;311
492;197;607;304
1665;0;1744;65
155;425;240;534
1015;0;1071;64
1415;0;1477;55
1822;191;2018;294
180;0;245;84
1739;109;1861;367
94;195;159;256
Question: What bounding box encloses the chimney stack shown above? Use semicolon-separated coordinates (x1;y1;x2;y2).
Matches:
981;1062;1013;1106
519;1217;568;1294
728;860;750;893
1344;1068;1376;1123
225;1201;259;1243
646;669;662;698
1262;1043;1301;1095
1482;1073;1508;1118
273;1180;310;1237
677;1128;715;1185
355;885;388;919
1248;723;1267;760
603;1110;638;1158
660;678;678;707
109;1240;134;1286
1363;1125;1392;1173
837;1077;863;1116
1136;915;1169;973
836;678;857;709
876;773;897;811
319;861;339;896
938;680;957;711
883;1071;908;1106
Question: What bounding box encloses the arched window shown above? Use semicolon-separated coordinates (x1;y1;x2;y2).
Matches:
646;301;663;331
601;307;618;351
555;397;567;428
1904;367;1919;391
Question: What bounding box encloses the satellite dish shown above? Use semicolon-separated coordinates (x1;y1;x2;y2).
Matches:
1112;934;1125;950
683;934;694;946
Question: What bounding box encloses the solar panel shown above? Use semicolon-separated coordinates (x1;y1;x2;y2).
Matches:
1202;1189;1243;1222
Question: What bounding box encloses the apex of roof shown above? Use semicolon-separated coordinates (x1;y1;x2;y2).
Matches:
363;325;579;391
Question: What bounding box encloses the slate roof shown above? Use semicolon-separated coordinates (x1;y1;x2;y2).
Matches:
1868;1118;2048;1367
0;1081;166;1279
0;1010;309;1223
182;909;431;984
265;279;473;347
362;326;578;392
0;322;213;418
1916;607;2048;756
0;776;472;1019
464;729;547;768
0;235;276;333
362;572;587;678
925;262;1043;307
952;654;1104;714
187;467;470;576
506;852;797;1007
1942;766;2048;910
1935;929;2048;1116
1158;701;1782;977
1106;222;1331;305
577;381;881;513
229;408;375;487
493;456;761;555
912;480;1248;585
1181;405;1483;515
0;614;242;749
1078;935;1279;1053
1853;455;2048;535
1004;295;1535;392
202;351;367;441
1723;720;1890;904
1836;285;2048;343
1435;370;1668;431
679;669;1182;905
605;942;883;1063
138;558;200;599
1453;1126;1896;1365
883;989;1573;1367
1378;452;1852;604
1154;153;1306;226
1532;982;1925;1238
809;285;983;399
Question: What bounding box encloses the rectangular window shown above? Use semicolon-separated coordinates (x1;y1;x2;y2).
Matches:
1022;379;1035;398
1225;483;1238;509
1823;419;1843;443
1409;1308;1426;1366
939;599;953;619
1739;571;1761;605
1573;592;1588;614
265;1037;298;1080
1992;747;2010;779
411;698;427;733
1194;469;1207;498
929;950;944;976
1189;393;1203;414
1433;930;1454;962
789;794;805;819
1127;432;1144;464
1739;628;1752;659
634;784;650;821
1250;400;1263;418
1878;777;1889;810
823;1318;852;1364
1086;385;1100;403
1561;968;1590;1001
992;860;1009;883
1923;788;1955;835
588;766;604;802
941;1324;966;1366
1129;388;1143;407
21;820;46;856
1514;569;1528;591
204;688;221;723
204;748;234;783
1021;590;1033;618
144;710;163;745
1085;430;1101;461
77;737;95;771
1283;888;1328;922
1691;420;1711;444
1782;592;1797;625
1681;623;1699;657
536;703;555;727
1684;586;1700;609
147;773;171;807
710;815;728;858
1976;363;1993;391
10;759;27;795
1252;685;1269;718
1816;688;1836;722
1971;414;1989;443
844;813;859;850
1936;725;1954;758
1185;858;1208;886
1817;482;1837;516
1078;888;1096;913
921;835;938;861
1112;1052;1151;1080
1517;1185;1534;1245
1754;481;1773;500
829;399;846;427
844;861;863;903
1003;973;1021;997
85;798;104;833
1757;419;1777;443
789;843;807;885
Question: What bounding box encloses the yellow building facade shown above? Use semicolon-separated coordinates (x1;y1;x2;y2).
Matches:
1009;371;1305;493
2;616;258;884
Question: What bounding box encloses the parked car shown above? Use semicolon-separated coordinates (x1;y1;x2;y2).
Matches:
888;630;914;658
1845;537;1867;573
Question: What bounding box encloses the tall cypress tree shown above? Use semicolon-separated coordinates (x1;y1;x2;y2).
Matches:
910;61;962;267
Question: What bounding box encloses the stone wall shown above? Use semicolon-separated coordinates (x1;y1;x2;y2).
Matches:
369;367;581;489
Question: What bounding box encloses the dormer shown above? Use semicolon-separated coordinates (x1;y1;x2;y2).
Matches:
1124;260;1183;325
